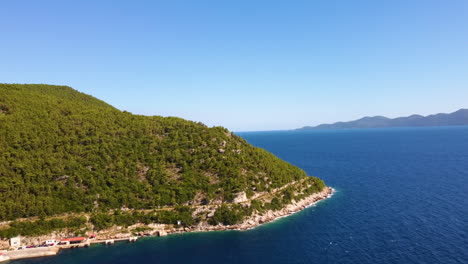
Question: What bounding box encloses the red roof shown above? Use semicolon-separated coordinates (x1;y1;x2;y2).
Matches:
60;237;87;242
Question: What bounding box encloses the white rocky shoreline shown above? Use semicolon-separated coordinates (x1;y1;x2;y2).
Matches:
0;187;334;262
172;186;334;234
88;186;335;240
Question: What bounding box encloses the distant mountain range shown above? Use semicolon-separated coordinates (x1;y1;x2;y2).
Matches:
297;109;468;130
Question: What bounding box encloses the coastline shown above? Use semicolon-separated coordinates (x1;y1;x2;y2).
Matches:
242;186;334;230
0;186;334;262
179;186;334;233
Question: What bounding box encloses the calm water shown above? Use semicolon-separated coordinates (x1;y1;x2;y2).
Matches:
15;127;468;264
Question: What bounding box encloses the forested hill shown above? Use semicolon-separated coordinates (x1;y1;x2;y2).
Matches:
0;84;316;221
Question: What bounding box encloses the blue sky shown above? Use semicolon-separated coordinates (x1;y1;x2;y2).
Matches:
1;0;467;131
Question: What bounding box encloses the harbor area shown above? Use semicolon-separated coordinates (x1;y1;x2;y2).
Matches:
1;247;59;261
0;235;140;262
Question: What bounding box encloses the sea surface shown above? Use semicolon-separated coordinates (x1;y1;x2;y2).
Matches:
15;126;468;264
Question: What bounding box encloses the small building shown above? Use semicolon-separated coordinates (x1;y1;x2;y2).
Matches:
45;239;59;246
59;237;87;245
9;236;21;247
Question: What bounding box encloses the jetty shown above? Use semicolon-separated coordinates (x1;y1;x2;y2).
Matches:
0;253;10;262
1;247;59;261
0;236;141;262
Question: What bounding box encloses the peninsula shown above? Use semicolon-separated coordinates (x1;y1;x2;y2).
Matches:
0;84;332;261
297;109;468;130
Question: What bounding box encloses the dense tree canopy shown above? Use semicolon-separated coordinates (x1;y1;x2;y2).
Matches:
0;84;314;221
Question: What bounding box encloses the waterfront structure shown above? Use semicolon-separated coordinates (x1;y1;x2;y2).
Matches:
9;237;20;248
0;252;11;262
45;239;59;246
59;237;87;245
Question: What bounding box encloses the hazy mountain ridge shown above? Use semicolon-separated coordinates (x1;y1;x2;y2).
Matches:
298;109;468;130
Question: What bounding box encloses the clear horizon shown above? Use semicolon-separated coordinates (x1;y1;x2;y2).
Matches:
1;0;467;131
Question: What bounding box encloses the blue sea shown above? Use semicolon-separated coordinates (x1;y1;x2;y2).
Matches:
14;127;468;264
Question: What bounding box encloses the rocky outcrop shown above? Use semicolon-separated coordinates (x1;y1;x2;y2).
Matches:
235;186;333;230
246;187;327;230
232;191;248;203
0;240;9;250
183;186;333;233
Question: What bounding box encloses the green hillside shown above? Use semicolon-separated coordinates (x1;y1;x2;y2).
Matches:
0;84;324;224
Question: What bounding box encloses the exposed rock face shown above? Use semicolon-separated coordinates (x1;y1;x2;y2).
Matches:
220;140;227;147
240;187;334;230
0;239;9;249
190;186;334;232
232;191;248;203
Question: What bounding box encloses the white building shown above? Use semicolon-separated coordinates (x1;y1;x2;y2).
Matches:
45;239;58;246
10;236;21;247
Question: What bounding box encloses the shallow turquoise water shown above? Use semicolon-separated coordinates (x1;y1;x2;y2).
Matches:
14;126;468;263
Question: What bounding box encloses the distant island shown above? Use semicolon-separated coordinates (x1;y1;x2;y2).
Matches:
297;109;468;130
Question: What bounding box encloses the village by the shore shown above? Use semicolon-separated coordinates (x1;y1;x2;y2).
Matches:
0;186;333;262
